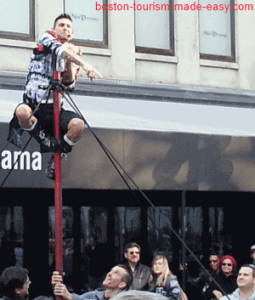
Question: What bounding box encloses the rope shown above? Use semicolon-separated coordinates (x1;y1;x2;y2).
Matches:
0;80;230;299
61;88;230;299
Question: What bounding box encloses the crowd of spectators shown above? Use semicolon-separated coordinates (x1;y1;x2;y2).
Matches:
0;243;255;300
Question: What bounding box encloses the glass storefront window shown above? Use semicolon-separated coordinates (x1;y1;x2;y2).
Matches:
0;207;24;273
209;207;225;255
184;207;203;255
147;207;173;260
49;206;74;290
80;207;108;291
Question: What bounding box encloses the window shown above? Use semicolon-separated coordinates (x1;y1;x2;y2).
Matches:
147;207;174;259
183;207;203;254
199;0;235;61
0;207;24;273
80;207;109;291
209;207;225;255
64;0;108;48
0;0;35;41
135;0;174;55
49;206;74;290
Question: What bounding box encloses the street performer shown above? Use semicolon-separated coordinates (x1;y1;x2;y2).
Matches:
8;13;102;179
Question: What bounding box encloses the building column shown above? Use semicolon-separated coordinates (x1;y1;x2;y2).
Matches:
109;0;136;80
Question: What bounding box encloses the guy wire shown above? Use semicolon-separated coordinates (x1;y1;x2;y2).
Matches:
0;83;230;299
61;89;230;299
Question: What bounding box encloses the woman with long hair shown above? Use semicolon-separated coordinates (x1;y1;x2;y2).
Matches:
150;255;185;300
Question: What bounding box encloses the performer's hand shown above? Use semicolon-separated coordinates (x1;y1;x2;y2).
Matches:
65;42;83;56
60;47;102;80
86;67;103;81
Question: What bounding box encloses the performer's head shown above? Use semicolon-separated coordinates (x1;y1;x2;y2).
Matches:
53;13;73;43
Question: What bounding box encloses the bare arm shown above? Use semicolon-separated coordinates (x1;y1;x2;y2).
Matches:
61;48;102;80
213;290;223;299
61;61;78;85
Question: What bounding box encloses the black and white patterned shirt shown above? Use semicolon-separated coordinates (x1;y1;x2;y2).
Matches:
23;30;73;105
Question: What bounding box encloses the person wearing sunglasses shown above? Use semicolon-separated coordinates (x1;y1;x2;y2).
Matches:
209;255;220;275
122;242;153;291
205;255;238;300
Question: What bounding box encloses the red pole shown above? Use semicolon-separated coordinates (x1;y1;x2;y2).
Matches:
53;60;63;278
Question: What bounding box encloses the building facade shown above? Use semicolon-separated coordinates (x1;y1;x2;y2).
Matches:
0;0;255;298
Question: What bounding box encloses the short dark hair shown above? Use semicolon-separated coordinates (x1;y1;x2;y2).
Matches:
0;266;29;298
117;264;133;290
240;264;255;278
53;13;72;28
124;242;141;253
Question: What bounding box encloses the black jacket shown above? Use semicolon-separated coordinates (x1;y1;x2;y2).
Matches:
124;262;153;291
205;273;238;300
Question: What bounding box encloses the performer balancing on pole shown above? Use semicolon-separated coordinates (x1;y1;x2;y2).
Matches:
8;13;102;179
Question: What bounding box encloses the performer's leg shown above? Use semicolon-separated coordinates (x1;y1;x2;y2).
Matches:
63;118;85;151
46;117;85;179
16;104;60;153
60;110;85;153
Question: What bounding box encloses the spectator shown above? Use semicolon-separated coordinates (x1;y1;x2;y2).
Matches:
52;264;133;300
123;243;153;291
184;259;206;300
209;255;220;275
205;255;238;300
0;266;31;300
150;255;184;300
196;254;221;297
220;264;255;300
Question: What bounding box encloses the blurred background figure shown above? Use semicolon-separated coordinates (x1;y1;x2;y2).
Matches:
111;290;176;300
250;245;255;266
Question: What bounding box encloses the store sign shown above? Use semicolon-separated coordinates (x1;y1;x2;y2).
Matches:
0;122;52;188
1;150;42;171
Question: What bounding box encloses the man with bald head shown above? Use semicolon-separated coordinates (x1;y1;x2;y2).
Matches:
52;264;133;300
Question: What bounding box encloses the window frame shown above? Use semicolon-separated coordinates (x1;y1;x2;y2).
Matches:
63;0;108;49
135;0;175;56
199;0;235;62
0;0;35;41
